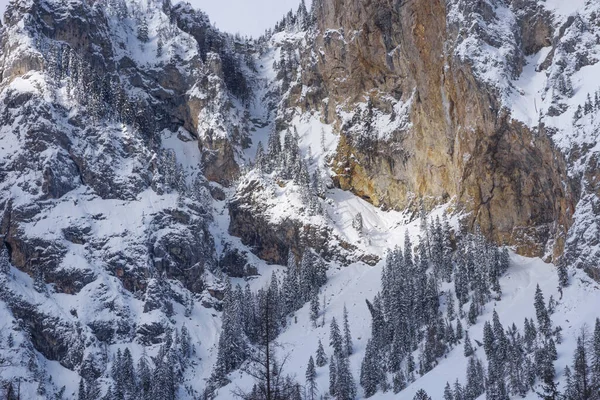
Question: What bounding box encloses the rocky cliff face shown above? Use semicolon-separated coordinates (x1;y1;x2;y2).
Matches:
279;0;578;260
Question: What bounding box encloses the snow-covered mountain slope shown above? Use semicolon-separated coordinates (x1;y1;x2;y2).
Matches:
1;0;600;399
214;247;600;400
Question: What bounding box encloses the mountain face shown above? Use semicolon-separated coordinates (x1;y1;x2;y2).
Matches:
0;0;600;398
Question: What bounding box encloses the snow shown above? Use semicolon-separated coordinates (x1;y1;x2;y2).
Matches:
214;236;600;399
1;1;600;399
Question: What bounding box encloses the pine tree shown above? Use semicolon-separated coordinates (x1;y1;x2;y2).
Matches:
306;356;317;400
483;321;495;357
343;305;353;356
465;357;485;400
392;371;406;394
335;354;356;399
181;324;192;359
330;317;343;358
316;339;327;367
33;265;47;295
157;37;164;57
137;351;151;399
360;339;383;398
184;293;194;318
413;389;432;400
456;318;464;340
534;285;551;336
137;17;149;43
78;379;86;400
468;298;478;325
112;348;125;399
585;94;594;114
329;355;337;396
0;248;10;274
447;293;456;321
444;382;454;400
573;334;590;399
524;318;537;351
310;290;320;326
454;379;464;400
592;318;600;396
210;281;248;386
87;379;101;400
464;330;474;357
311;168;325;198
121;348;135;395
564;365;577;400
557;263;569;288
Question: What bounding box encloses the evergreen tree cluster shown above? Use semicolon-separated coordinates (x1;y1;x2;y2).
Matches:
359;218;515;398
77;328;194;400
329;311;356;399
271;0;313;35
36;39;213;204
37;40;155;131
574;89;600;122
209;251;328;393
447;285;564;400
255;128;326;216
560;318;600;400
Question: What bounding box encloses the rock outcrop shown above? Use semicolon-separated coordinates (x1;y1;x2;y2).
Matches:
282;0;577;260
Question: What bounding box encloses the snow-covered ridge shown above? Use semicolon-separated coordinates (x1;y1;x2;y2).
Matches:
1;0;600;399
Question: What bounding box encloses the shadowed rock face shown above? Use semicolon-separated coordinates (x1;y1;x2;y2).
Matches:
289;0;575;260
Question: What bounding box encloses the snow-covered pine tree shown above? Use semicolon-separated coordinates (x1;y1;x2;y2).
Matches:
536;340;559;400
306;356;317;400
137;16;149;43
121;348;135;396
447;291;456;321
0;248;10;274
392;370;406;393
255;141;265;172
534;284;552;336
413;389;432;400
180;324;192;359
465;356;485;400
573;334;591;399
210;281;248;387
456;318;464;340
316;339;327;367
483;321;494;357
33;265;47;295
335;353;356;399
592;318;600;395
310;290;320;327
464;330;474;357
137;351;151;399
311;168;325;198
78;379;86;400
329;355;337;396
343;305;353;356
564;365;577;400
157;37;164;57
444;382;454;400
360;339;384;397
558;262;569;288
184;292;194;318
453;379;464;400
330;317;343;358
